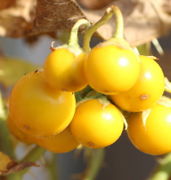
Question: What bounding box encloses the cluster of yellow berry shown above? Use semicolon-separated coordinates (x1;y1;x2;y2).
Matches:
8;6;171;155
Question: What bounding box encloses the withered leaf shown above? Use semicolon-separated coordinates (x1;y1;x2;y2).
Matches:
82;0;171;46
76;0;115;10
0;152;12;174
0;152;37;176
0;0;16;10
0;0;171;46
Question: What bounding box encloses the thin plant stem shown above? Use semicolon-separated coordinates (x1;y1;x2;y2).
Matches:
83;6;124;52
83;149;105;180
148;153;171;180
7;173;23;180
137;43;151;56
83;10;113;52
152;39;164;56
0;92;14;157
47;154;58;180
68;19;91;49
7;146;46;180
111;6;124;39
164;78;171;94
20;146;45;163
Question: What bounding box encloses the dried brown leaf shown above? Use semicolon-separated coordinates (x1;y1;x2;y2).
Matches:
0;152;37;176
76;0;115;10
29;0;84;36
0;0;36;37
0;0;16;10
0;0;171;46
82;0;171;46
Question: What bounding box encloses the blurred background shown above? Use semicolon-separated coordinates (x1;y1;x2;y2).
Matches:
1;0;171;179
0;32;171;180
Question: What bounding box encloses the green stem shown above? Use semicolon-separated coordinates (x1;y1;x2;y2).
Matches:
0;92;14;158
20;146;45;163
83;149;105;180
83;6;124;52
83;10;113;52
137;43;151;56
76;88;105;104
148;153;171;180
78;86;93;98
111;6;124;39
68;19;91;49
0;120;14;157
7;173;23;180
0;92;21;180
47;154;58;180
152;39;164;55
0;92;6;120
8;146;45;179
164;78;171;94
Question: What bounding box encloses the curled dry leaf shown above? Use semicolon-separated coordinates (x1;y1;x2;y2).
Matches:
0;0;37;37
0;0;16;10
82;0;171;46
0;152;37;176
0;0;84;37
0;0;171;46
76;0;116;10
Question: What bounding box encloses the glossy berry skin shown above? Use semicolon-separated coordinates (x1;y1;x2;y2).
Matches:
111;56;164;112
84;45;140;94
8;116;79;153
9;70;76;137
127;103;171;155
8;116;34;144
44;48;87;92
36;128;79;153
70;99;124;148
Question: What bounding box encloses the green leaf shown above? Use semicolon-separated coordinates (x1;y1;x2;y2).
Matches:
0;92;14;157
137;43;151;56
0;57;38;87
0;92;5;119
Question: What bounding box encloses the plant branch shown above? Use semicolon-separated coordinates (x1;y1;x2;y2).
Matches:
83;149;105;180
68;19;90;49
0;92;14;157
83;5;124;52
148;153;171;180
7;146;46;179
111;6;124;39
83;9;113;52
46;154;58;180
20;146;45;163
